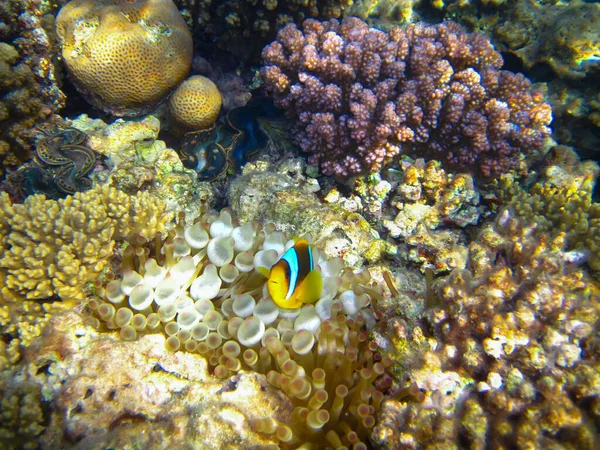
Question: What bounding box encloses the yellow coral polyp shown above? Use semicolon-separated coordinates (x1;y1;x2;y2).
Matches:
56;0;193;116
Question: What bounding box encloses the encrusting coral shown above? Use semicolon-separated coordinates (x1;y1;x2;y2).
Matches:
168;75;223;131
0;184;167;301
373;208;600;448
86;206;391;448
262;17;553;178
56;0;193;116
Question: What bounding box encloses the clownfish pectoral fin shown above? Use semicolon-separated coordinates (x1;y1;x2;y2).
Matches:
295;268;323;305
257;266;270;278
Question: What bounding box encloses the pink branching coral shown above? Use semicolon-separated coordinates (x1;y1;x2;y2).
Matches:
262;18;553;178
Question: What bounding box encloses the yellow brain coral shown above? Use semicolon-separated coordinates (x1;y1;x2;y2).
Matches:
168;75;223;130
0;185;167;301
56;0;193;116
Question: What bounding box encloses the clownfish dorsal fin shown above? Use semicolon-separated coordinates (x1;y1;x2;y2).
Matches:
293;234;313;244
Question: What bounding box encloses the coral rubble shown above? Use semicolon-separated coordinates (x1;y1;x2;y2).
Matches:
262;17;552;178
56;0;193;116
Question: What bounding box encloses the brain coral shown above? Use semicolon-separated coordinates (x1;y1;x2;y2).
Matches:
56;0;193;116
168;75;222;131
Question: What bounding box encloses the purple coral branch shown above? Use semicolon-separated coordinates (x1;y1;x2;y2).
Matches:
262;18;552;178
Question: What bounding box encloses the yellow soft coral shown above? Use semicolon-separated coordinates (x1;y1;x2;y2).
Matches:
0;185;166;301
56;0;192;116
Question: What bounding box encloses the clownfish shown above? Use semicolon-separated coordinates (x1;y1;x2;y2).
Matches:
264;239;323;309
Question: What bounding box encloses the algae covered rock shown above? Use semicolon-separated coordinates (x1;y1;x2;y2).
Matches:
56;0;193;116
9;311;285;448
228;158;387;267
71;114;212;219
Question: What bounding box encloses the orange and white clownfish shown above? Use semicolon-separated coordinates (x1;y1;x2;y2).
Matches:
264;239;323;309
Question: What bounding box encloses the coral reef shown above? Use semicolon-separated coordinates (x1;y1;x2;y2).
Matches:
546;81;600;157
498;146;600;273
1;309;288;448
70;114;212;219
346;0;424;23
86;205;390;447
178;99;284;181
320;158;483;273
446;0;600;154
373;209;600;448
179;125;235;181
174;0;355;61
191;56;252;113
0;184;167;301
56;0;193;116
168;75;222;132
262;17;552;178
495;0;600;80
382;159;481;273
0;299;69;447
0;1;66;175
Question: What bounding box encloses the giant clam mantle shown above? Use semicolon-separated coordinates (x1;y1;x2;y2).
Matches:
9;126;97;200
87;207;388;447
179;99;281;181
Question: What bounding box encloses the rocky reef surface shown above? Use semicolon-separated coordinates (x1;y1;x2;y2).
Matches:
1;0;599;449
